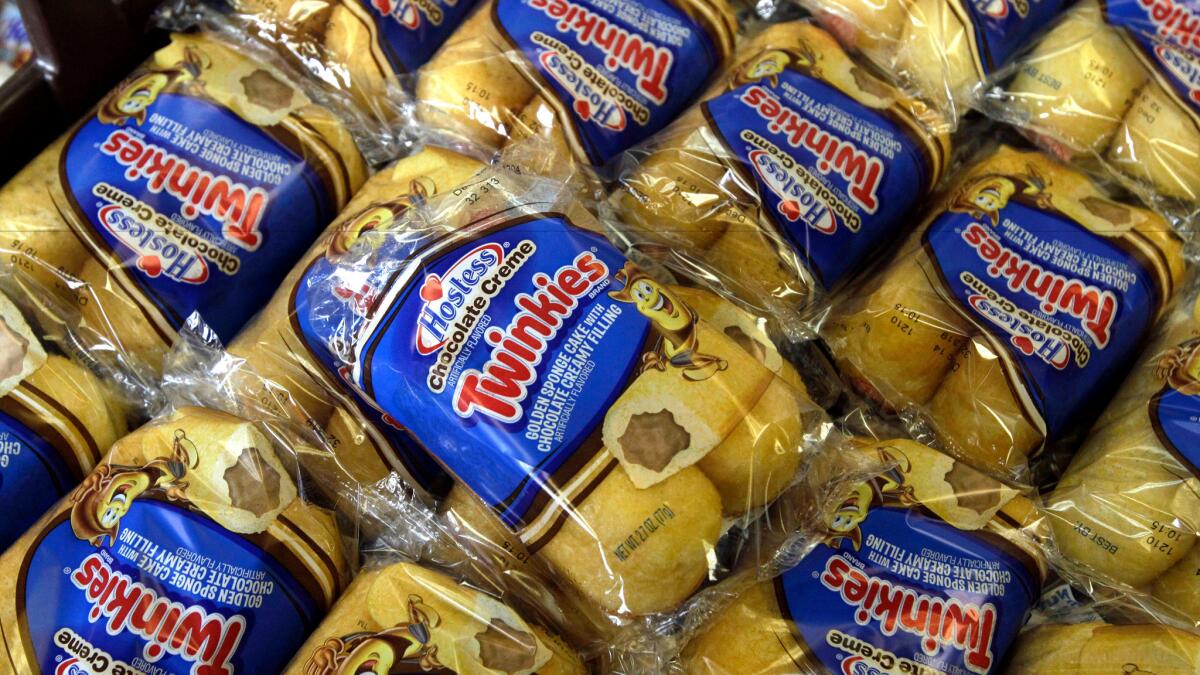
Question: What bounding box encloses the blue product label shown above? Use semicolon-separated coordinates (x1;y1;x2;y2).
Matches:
300;212;656;532
960;0;1071;74
63;69;337;340
494;0;724;164
1151;336;1200;474
1104;0;1200;114
778;474;1039;674
356;0;481;72
923;182;1161;440
19;498;319;675
703;57;934;287
0;410;72;550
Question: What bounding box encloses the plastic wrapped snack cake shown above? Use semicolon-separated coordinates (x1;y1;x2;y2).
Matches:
823;145;1186;480
0;33;367;372
0;406;349;674
684;439;1047;674
615;20;952;308
415;0;738;166
298;169;829;620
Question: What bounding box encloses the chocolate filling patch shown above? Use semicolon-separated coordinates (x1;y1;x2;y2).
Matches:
1081;196;1131;226
240;69;293;111
0;316;29;380
724;325;767;364
620;410;691;472
944;462;1001;514
475;619;537;674
223;446;281;515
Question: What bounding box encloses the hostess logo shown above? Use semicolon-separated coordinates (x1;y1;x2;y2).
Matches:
840;655;887;675
967;293;1070;369
738;85;884;219
528;0;675;104
747;146;840;234
70;552;246;675
970;0;1029;19
99;129;270;252
1155;43;1200;104
96;202;210;285
370;0;450;29
538;48;628;132
821;554;1000;674
962;223;1118;350
416;243;506;355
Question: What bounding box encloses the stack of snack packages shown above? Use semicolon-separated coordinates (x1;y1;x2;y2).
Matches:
4;0;1200;671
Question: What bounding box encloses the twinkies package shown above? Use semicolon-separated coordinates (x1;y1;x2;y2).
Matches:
796;0;1073;125
1041;273;1200;626
613;21;951;316
414;0;737;171
298;168;831;621
228;144;488;500
821;145;1187;481
0;269;154;553
0;33;367;373
213;0;481;129
680;438;1048;674
0;404;351;675
979;0;1200;222
283;559;586;674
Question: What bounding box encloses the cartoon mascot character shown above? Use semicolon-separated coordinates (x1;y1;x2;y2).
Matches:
824;445;916;550
69;429;198;546
949;164;1050;226
96;46;209;126
608;263;727;381
326;178;437;259
303;595;447;675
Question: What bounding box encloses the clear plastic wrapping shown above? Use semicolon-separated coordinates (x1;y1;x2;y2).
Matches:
0;32;369;376
167;0;483;161
979;0;1200;226
227;143;491;503
676;437;1048;674
289;161;834;628
412;0;738;179
0;265;157;552
0;319;356;674
610;19;953;331
821;143;1187;483
283;556;587;674
1040;269;1200;628
798;0;1074;126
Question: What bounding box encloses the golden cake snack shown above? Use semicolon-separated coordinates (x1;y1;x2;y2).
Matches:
0;280;133;553
682;439;1047;674
285;561;586;674
984;0;1200;211
0;406;348;675
415;0;737;165
1007;622;1200;672
0;33;366;372
1042;281;1200;622
229;145;486;498
297;171;827;618
823;146;1185;478
801;0;1072;119
225;0;481;119
614;21;951;309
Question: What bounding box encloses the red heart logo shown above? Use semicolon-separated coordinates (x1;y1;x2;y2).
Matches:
420;275;444;302
138;256;162;278
574;99;592;121
1011;335;1035;355
779;200;802;221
